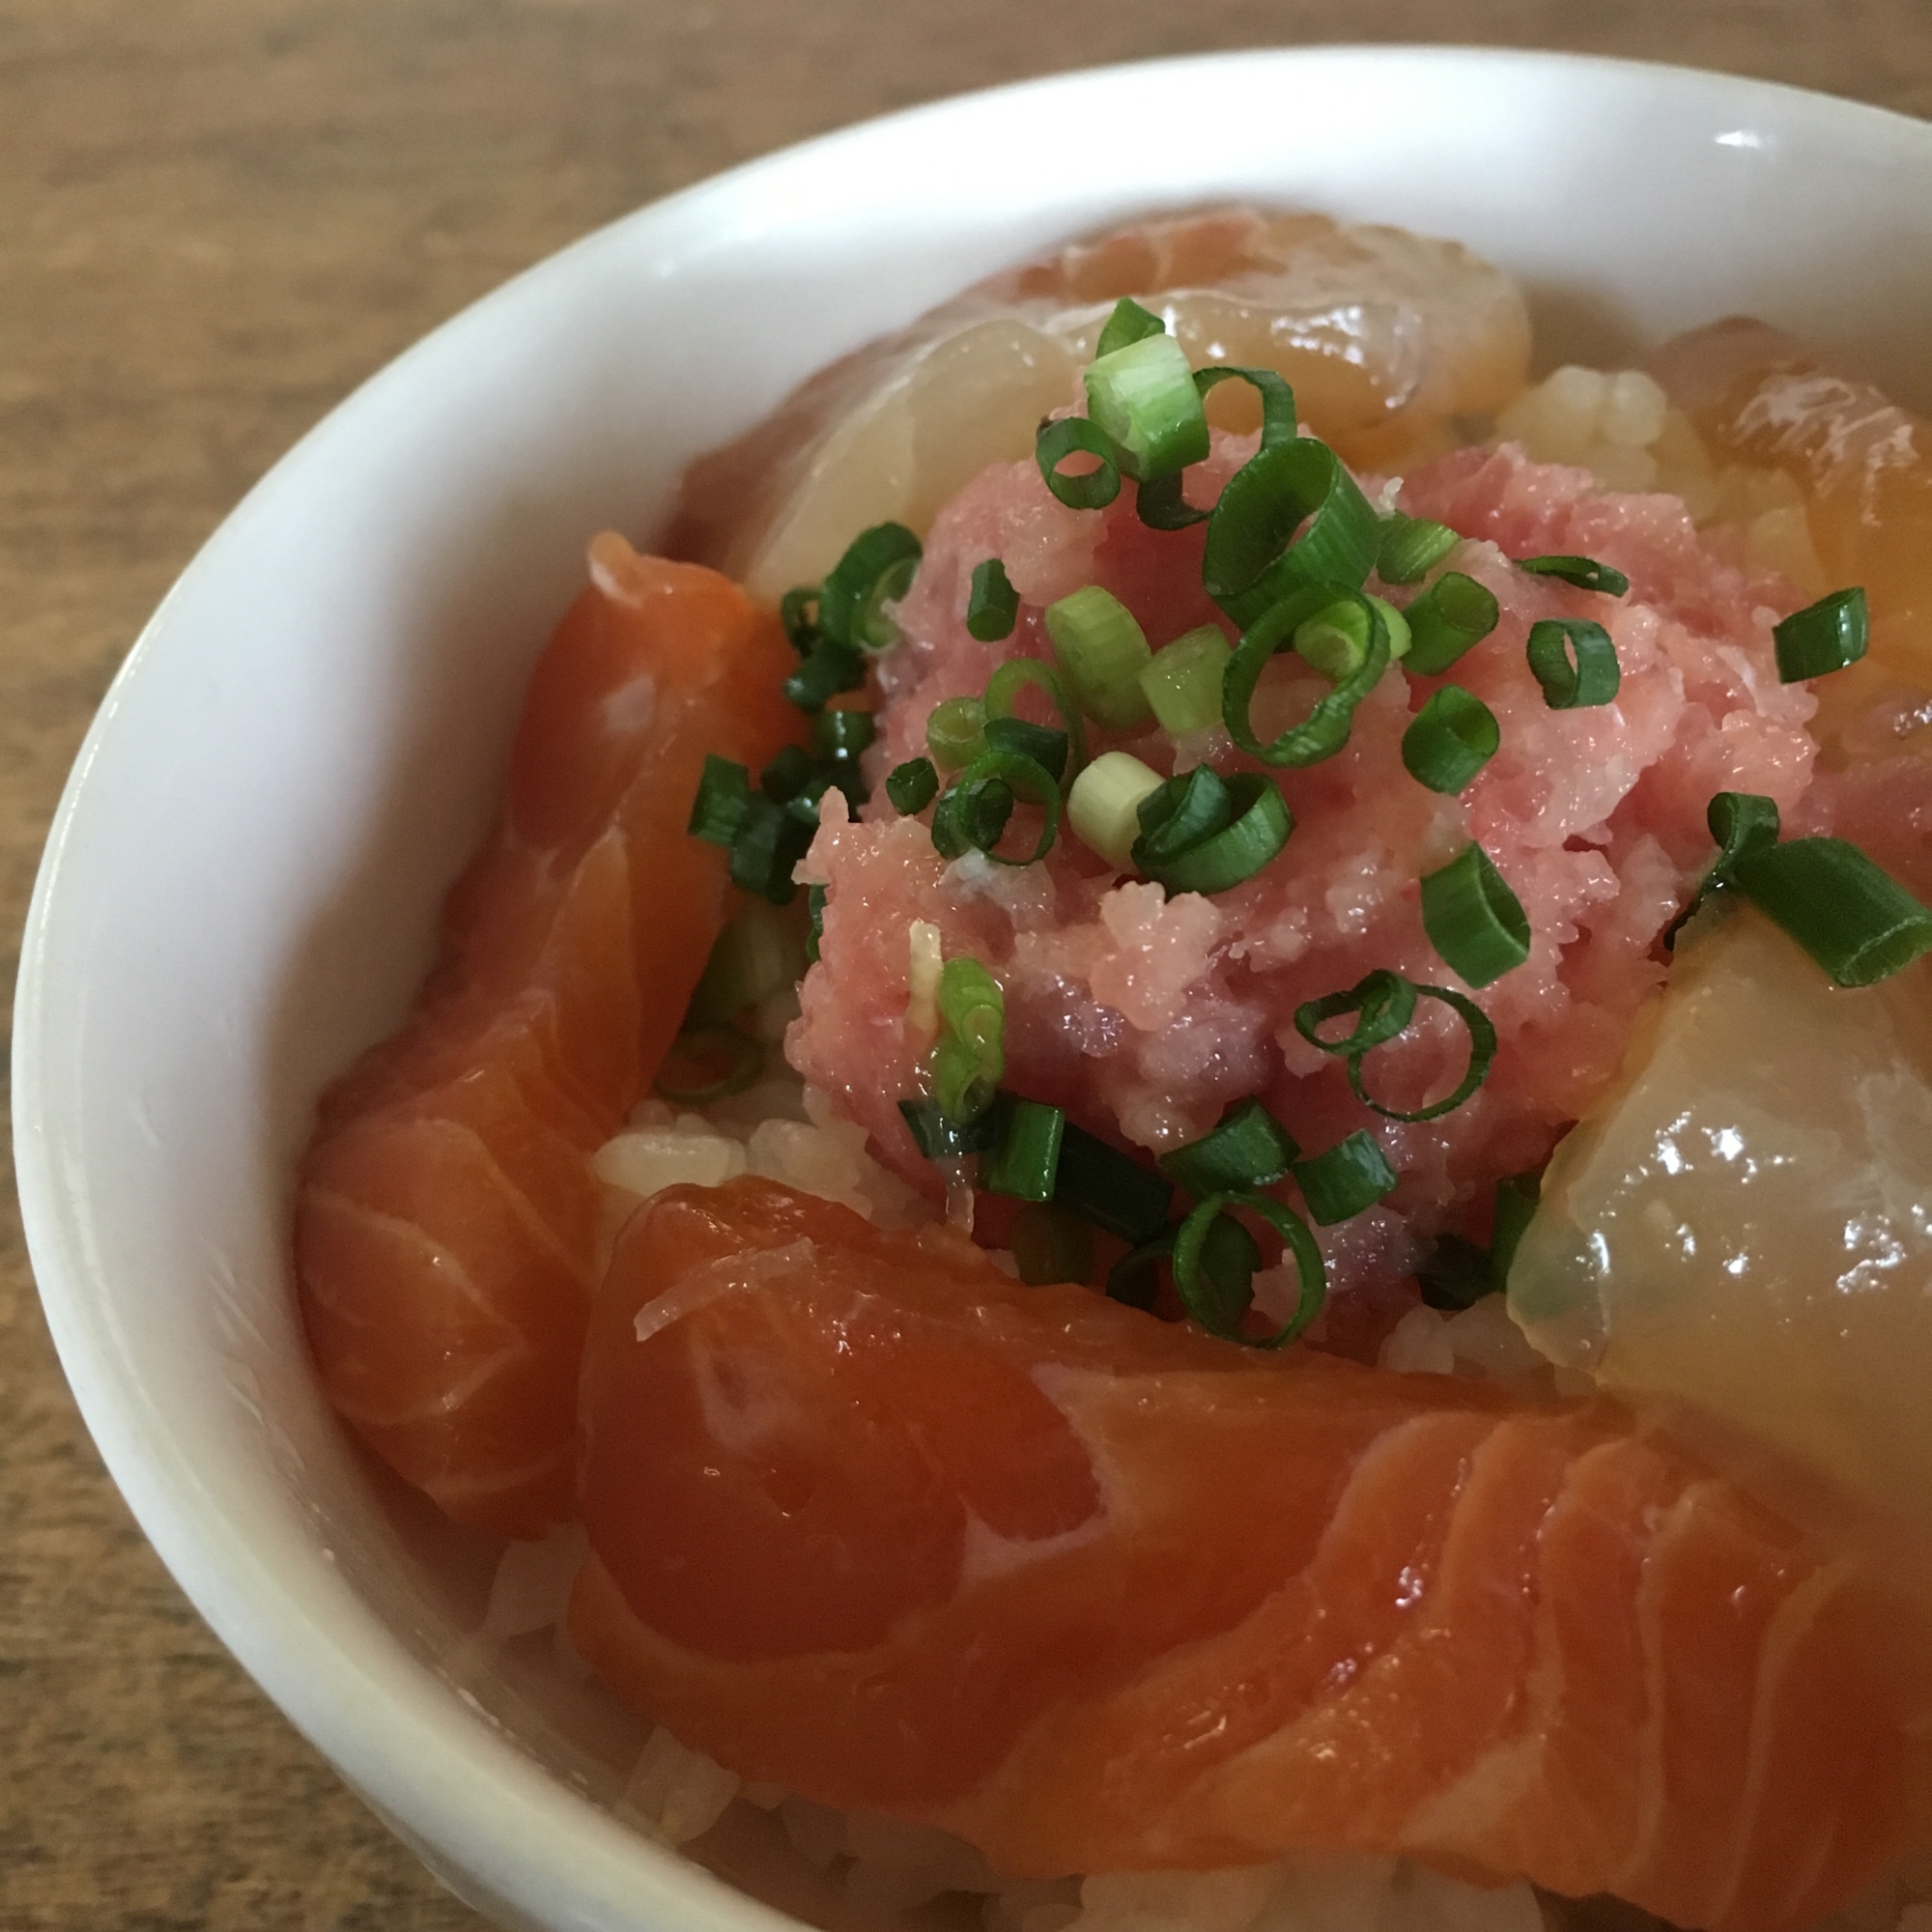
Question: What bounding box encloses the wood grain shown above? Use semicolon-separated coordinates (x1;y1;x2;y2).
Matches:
3;2;1927;1925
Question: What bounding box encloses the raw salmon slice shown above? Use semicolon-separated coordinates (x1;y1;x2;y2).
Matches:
570;1177;1924;1932
296;542;799;1536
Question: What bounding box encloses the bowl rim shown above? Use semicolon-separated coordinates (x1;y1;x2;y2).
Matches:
15;41;1932;1932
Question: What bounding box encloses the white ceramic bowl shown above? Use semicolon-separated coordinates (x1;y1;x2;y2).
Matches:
16;45;1932;1932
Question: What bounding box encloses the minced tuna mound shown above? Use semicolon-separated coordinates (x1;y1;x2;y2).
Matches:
786;426;1818;1329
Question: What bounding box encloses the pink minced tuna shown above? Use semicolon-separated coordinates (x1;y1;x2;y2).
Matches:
786;428;1817;1334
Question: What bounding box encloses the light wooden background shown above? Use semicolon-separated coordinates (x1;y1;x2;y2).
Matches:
4;3;1928;1926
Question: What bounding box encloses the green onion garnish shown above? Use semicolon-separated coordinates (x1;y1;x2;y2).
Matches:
689;753;753;847
1009;1202;1096;1287
1420;842;1532;987
759;742;816;804
779;585;820;656
1526;618;1621;709
1369;593;1412;662
886;757;940;815
1044;585;1155;731
1106;1230;1173;1312
654;1024;766;1105
1067;750;1164;869
1662;789;1782;949
1293;1130;1398;1226
1293;597;1373;681
1294;971;1496;1122
1036;415;1122;511
811;707;876;761
1489;1170;1541;1291
927;956;1005;1124
686;901;807;1025
1402;685;1500;793
1134;472;1208;530
1193;365;1298;448
1377;514;1460;585
1730;837;1932;986
1131;767;1293;895
1774;586;1869;683
1158;1096;1299;1196
984;657;1089;785
1204;438;1380;630
1223;583;1391;769
1085;331;1211;484
898;1095;1000;1161
727;793;814;905
805;882;826;963
1172;1193;1325;1347
966;558;1020;642
982;715;1069;784
1402;572;1499;675
818;523;923;652
931;750;1061;867
1054;1122;1173;1243
784;639;866;712
1095;296;1165;357
925;695;987;771
1518;554;1630;597
981;1095;1066;1203
1417;1235;1493;1312
1139;625;1233;736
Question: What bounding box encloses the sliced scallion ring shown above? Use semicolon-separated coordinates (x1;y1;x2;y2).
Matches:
1173;1192;1326;1347
1204;437;1380;629
1344;983;1496;1123
783;639;867;712
1402;685;1500;793
1158;1096;1300;1196
931;750;1062;867
1095;296;1165;357
1139;625;1233;735
1054;1122;1173;1244
1662;789;1782;948
1420;842;1532;988
688;753;752;847
981;715;1069;784
966;558;1020;641
1774;586;1869;682
925;695;988;771
1526;617;1621;709
1044;585;1155;731
1730;837;1932;986
1036;415;1122;511
1223;583;1391;769
1192;365;1299;448
1402;572;1499;674
1085;331;1211;483
1377;514;1460;585
1518;553;1630;596
984;656;1089;785
1293;969;1417;1058
898;1095;1001;1161
1009;1202;1096;1287
1132;771;1293;895
886;757;940;815
819;522;923;652
1293;1131;1398;1226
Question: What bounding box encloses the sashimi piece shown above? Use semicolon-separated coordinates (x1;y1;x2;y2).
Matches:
668;208;1530;598
296;541;800;1536
569;1177;1924;1932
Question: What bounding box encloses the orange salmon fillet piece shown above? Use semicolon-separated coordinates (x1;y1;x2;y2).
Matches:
295;545;799;1535
570;1178;1925;1931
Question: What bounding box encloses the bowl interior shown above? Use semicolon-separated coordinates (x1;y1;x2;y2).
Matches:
16;44;1932;1932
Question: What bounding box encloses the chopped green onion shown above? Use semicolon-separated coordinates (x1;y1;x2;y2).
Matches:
1192;365;1298;449
1368;593;1412;661
931;750;1061;866
1139;626;1233;735
1490;1171;1541;1291
1067;750;1165;869
1293;597;1372;681
1204;437;1380;629
1044;586;1155;731
1663;790;1782;948
981;1096;1065;1203
1293;1130;1398;1226
1420;842;1532;988
784;639;866;712
1402;685;1500;793
687;901;807;1024
1134;471;1209;531
1132;770;1293;895
1009;1203;1096;1286
654;1024;765;1105
782;764;864;826
1402;572;1499;674
929;956;1005;1123
1173;1193;1325;1346
689;754;753;847
811;708;875;760
779;585;820;656
1223;583;1391;768
898;1095;1001;1160
1359;985;1495;1122
1036;415;1122;511
925;695;987;771
819;523;922;652
982;715;1069;784
886;757;940;815
727;794;814;905
1133;764;1232;864
1526;618;1621;709
1519;554;1629;596
984;657;1089;784
1417;1235;1494;1311
967;558;1020;641
1774;586;1868;682
1054;1122;1173;1243
1730;837;1932;986
1106;1230;1172;1312
1095;297;1165;358
805;883;827;963
1158;1096;1299;1196
1293;969;1417;1058
759;742;816;803
1086;332;1211;483
1377;514;1460;585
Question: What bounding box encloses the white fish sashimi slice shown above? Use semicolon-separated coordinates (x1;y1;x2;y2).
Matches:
666;207;1531;599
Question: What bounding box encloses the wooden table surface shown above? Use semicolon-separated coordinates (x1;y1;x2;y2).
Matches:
3;3;1928;1925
